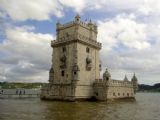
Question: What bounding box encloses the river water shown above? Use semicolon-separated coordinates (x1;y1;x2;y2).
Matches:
0;93;160;120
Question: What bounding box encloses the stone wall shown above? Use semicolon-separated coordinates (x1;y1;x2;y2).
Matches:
41;84;76;101
51;43;76;84
77;43;100;85
75;85;93;99
93;80;135;101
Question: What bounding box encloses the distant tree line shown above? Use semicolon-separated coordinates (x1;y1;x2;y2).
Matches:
1;82;160;92
138;83;160;92
0;82;47;89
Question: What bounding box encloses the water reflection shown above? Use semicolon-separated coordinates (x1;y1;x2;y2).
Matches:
0;93;160;120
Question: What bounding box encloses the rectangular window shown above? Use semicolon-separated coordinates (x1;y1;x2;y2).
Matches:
61;70;65;76
62;47;66;52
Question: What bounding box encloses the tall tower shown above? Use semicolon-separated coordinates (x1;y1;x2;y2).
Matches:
41;15;102;101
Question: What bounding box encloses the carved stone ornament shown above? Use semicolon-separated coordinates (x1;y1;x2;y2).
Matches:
60;54;66;62
72;64;80;71
60;54;67;68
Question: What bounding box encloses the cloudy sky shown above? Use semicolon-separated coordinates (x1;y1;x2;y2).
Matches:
0;0;160;85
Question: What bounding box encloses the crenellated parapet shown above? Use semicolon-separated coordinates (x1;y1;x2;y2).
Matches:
93;69;136;100
97;68;136;88
94;79;133;87
56;17;97;34
53;14;100;51
108;79;133;87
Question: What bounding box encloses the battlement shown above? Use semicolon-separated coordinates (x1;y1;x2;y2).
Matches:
57;15;98;35
56;16;97;33
109;79;133;87
94;79;133;87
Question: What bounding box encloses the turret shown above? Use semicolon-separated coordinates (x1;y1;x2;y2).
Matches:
49;67;54;83
103;68;111;82
131;73;138;93
75;14;81;22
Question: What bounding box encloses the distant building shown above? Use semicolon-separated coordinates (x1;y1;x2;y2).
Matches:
40;15;138;101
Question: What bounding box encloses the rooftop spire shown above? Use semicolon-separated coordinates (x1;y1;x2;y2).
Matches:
124;74;128;81
89;19;92;23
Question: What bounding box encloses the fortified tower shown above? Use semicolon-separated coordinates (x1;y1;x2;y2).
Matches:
41;15;102;101
41;15;138;101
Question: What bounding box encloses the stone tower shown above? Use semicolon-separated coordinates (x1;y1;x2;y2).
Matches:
41;15;102;101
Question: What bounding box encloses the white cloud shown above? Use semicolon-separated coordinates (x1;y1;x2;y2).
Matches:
98;14;150;51
0;0;160;85
0;0;159;21
99;0;143;11
0;26;53;82
59;0;86;13
59;0;143;13
97;14;160;84
0;0;63;21
139;0;160;16
100;42;160;85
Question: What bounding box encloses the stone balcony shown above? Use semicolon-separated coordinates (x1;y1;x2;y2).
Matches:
51;33;102;49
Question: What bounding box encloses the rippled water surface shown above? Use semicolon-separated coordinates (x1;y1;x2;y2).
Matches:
0;93;160;120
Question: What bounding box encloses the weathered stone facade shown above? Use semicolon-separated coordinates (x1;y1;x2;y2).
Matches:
40;15;138;101
93;69;138;100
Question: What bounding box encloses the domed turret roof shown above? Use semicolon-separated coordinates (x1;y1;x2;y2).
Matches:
132;73;138;81
103;68;111;77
